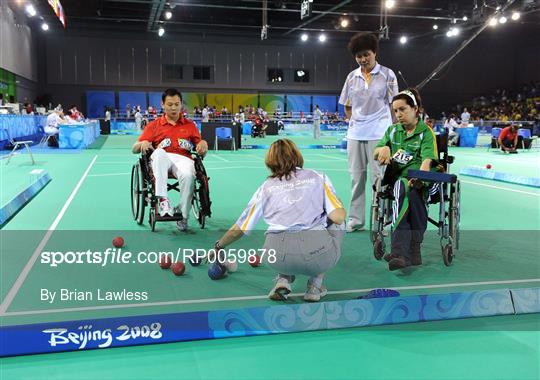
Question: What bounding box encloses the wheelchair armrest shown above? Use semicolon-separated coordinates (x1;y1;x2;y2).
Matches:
407;169;457;184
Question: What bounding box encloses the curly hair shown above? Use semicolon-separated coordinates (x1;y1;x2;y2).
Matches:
347;33;379;56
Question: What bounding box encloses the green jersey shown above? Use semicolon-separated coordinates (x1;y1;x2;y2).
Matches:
376;119;438;177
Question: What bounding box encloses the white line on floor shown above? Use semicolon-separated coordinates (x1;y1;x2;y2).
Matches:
313;154;347;161
461;180;540;196
0;155;99;314
87;172;131;177
211;154;230;162
2;277;538;317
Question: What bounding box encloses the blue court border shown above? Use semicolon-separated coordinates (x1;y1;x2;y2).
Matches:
1;287;538;357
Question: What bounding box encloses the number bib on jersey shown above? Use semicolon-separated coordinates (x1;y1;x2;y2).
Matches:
392;149;414;165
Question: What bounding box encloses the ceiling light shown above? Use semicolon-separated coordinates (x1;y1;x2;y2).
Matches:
158;27;165;37
433;24;438;30
300;33;308;42
488;17;497;27
446;30;453;37
511;12;520;21
399;36;407;44
340;18;349;28
25;4;37;17
318;33;326;42
164;10;172;20
385;0;395;10
499;16;507;24
41;22;49;31
452;27;460;36
462;16;468;21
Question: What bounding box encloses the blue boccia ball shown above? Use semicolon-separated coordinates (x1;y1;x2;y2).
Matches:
208;263;226;280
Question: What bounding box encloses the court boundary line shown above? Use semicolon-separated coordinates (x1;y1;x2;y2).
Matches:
461;180;539;196
0;155;99;314
2;277;538;317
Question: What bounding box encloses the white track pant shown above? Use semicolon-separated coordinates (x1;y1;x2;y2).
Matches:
151;148;195;219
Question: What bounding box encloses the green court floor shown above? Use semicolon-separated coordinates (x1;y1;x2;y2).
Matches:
1;135;539;379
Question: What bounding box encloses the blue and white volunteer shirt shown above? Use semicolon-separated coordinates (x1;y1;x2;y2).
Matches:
235;168;343;234
339;63;399;141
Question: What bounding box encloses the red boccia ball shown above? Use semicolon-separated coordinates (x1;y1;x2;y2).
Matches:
172;262;186;276
159;256;172;269
486;164;492;169
248;255;261;268
112;236;124;248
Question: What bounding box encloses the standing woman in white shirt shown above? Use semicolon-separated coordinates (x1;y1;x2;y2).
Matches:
213;139;346;302
339;33;399;233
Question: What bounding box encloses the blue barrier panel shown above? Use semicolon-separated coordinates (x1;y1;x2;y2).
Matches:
313;95;338;113
0;310;210;357
0;115;46;141
511;288;540;314
0;288;522;357
58;121;100;149
460;167;540;188
86;91;115;118
119;92;147;113
286;95;311;113
148;92;162;111
457;127;479;147
0;171;51;226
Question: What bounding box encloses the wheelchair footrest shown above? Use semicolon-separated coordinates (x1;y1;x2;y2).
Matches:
407;169;457;184
155;213;183;222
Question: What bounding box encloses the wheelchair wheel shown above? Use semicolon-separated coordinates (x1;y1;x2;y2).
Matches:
449;180;461;250
131;163;146;225
373;239;386;261
369;179;382;243
442;244;454;266
149;207;156;232
191;193;206;229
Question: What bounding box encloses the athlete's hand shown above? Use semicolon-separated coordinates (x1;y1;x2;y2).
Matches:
140;141;153;154
196;140;208;157
376;146;391;165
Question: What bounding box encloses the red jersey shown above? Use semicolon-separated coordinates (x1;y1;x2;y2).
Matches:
499;127;517;141
138;115;201;159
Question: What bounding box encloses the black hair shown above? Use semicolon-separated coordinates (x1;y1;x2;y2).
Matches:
392;87;422;112
347;33;379;56
161;88;183;103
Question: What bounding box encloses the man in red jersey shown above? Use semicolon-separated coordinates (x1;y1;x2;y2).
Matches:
132;88;208;231
498;124;519;153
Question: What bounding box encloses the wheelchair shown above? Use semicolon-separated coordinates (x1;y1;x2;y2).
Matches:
369;131;461;266
131;151;212;231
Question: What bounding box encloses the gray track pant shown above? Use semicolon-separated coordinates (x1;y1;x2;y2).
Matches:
263;224;344;281
347;139;384;229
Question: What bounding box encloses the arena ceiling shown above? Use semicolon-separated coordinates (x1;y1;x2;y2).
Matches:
22;0;540;41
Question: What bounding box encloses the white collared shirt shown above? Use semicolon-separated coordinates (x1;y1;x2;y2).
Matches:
339;63;398;141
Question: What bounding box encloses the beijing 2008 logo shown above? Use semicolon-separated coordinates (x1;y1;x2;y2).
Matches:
43;322;163;350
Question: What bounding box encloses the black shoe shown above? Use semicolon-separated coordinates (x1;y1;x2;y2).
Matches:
388;256;411;271
383;253;398;262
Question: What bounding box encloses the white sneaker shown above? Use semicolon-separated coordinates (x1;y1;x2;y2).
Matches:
176;219;188;231
268;278;292;301
159;198;174;217
304;285;328;302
